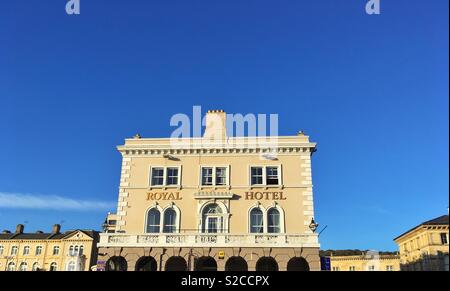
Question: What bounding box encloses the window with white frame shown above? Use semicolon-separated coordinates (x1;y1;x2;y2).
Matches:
349;266;356;271
49;262;58;271
249;208;264;233
150;166;181;187
386;265;394;271
250;167;263;185
11;246;18;255
201;166;228;186
266;167;279;185
267;208;281;233
19;262;27;271
166;167;179;185
32;262;40;271
215;167;227;186
151;167;164;186
7;262;15;271
163;208;177;233
52;246;60;256
0;245;4;255
23;246;30;255
332;266;340;271
250;166;281;186
69;245;84;256
66;261;76;271
368;265;375;271
35;246;42;256
146;208;161;233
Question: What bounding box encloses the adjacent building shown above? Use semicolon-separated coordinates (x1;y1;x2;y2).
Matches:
394;214;449;271
325;251;400;271
0;224;99;271
97;110;320;271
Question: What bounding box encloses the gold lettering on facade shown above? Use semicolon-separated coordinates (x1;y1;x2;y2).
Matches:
244;191;286;200
146;192;182;201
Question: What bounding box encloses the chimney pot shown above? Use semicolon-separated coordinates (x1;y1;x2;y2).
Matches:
52;224;61;234
15;224;24;234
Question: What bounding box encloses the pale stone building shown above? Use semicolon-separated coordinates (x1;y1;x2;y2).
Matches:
0;224;99;271
97;110;320;271
328;252;400;271
394;214;449;271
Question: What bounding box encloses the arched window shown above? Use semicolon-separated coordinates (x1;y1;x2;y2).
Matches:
163;208;177;233
250;208;264;233
49;262;58;271
267;208;281;233
146;208;161;233
7;262;15;271
32;262;40;271
67;261;76;271
202;203;223;233
19;262;27;271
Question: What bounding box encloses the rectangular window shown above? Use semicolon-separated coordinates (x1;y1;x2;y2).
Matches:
349;266;356;271
23;246;30;255
251;167;263;185
215;167;227;185
53;246;60;256
11;246;18;255
266;167;279;185
35;246;42;256
202;167;213;185
386;265;393;271
332;267;340;271
0;246;3;255
441;233;448;245
368;265;375;271
151;168;164;186
166;167;179;185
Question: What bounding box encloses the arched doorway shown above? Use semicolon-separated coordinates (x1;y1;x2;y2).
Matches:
287;257;310;271
165;256;188;271
106;256;127;271
195;256;217;271
135;256;157;271
256;257;278;271
225;256;248;271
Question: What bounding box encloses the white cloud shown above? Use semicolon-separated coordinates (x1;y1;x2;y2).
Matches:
0;192;115;211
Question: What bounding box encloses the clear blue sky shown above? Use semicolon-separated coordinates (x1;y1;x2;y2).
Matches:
0;0;448;251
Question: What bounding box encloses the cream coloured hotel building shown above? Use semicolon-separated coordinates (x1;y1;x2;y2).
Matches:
97;110;320;271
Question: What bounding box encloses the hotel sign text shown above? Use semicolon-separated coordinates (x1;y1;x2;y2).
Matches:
245;191;286;200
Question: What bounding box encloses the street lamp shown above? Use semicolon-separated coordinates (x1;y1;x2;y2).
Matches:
309;218;319;233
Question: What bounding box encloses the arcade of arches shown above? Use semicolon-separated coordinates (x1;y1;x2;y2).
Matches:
100;248;317;271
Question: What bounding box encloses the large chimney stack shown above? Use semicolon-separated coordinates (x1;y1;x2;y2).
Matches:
203;110;227;141
15;224;24;234
52;224;61;234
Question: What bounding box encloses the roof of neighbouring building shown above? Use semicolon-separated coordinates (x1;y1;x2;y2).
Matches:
0;230;99;241
394;214;449;241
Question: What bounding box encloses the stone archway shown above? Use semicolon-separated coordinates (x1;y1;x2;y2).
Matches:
225;256;248;271
165;256;188;271
194;256;217;271
105;256;127;271
287;257;310;271
135;256;157;271
256;256;278;271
